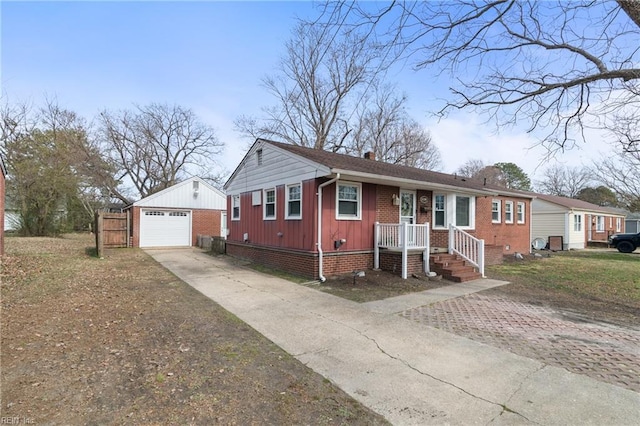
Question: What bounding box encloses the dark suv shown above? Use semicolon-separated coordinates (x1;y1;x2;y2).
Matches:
608;232;640;253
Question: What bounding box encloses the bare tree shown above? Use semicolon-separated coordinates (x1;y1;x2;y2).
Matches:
320;1;640;154
591;145;640;211
455;159;486;178
236;21;379;152
349;85;442;169
536;164;592;197
99;103;223;199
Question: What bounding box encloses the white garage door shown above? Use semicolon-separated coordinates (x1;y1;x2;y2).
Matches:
140;210;191;247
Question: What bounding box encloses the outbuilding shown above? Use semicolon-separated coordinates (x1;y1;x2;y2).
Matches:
128;177;227;248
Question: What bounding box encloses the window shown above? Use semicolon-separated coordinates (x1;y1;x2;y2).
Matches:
169;211;188;217
232;195;240;220
609;217;612;228
286;184;301;219
336;182;361;219
491;200;501;223
263;188;276;220
433;194;474;229
574;215;582;232
517;202;525;224
505;201;514;223
145;211;165;216
256;148;263;166
456;196;471;227
616;217;621;232
434;194;446;227
596;216;604;232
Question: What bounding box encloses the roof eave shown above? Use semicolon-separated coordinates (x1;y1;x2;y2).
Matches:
330;168;500;196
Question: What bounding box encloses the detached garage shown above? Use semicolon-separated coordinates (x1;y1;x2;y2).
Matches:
129;177;227;248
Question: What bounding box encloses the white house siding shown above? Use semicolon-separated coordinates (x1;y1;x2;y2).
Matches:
531;212;566;246
133;177;226;210
567;212;586;249
531;199;566;214
225;141;330;196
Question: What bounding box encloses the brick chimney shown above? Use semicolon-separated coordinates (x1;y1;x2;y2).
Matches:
364;151;376;161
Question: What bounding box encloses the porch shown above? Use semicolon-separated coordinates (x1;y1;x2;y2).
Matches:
374;222;485;281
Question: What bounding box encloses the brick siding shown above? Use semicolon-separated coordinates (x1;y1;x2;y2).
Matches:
379;250;426;276
227;242;374;279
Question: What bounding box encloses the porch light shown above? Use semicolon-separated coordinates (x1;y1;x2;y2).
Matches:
392;193;400;206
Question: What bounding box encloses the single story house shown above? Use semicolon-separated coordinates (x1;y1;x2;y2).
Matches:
224;139;533;281
530;193;626;250
128;177;227;248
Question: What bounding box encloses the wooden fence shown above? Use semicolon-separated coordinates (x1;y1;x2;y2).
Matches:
95;211;129;257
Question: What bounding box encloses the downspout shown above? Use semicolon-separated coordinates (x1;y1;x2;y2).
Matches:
317;173;340;282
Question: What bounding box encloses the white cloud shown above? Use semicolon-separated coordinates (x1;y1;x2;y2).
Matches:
424;112;610;182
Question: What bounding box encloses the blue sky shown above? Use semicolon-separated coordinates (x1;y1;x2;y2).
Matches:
1;1;608;183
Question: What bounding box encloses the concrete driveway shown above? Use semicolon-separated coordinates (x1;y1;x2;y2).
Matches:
147;248;640;425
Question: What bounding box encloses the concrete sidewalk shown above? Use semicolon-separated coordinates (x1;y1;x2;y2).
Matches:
147;248;640;425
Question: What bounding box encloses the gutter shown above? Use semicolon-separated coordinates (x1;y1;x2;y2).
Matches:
317;173;340;282
330;168;501;197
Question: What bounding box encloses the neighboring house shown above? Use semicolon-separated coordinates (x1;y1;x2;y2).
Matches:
127;177;227;248
530;193;626;250
1;156;5;256
224;139;533;281
625;212;640;233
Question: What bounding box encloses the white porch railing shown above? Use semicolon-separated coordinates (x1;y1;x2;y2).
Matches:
448;224;485;277
374;222;430;279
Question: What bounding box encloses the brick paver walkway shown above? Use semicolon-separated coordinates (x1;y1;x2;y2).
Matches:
402;294;640;392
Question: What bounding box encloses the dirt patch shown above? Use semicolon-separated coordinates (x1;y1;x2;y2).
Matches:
1;234;388;425
302;269;448;303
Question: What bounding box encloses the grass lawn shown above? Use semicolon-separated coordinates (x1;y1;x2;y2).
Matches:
487;250;640;306
1;234;388;425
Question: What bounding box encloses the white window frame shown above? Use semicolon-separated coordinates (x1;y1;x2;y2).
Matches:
491;199;501;223
574;215;582;232
454;195;474;228
286;183;302;220
263;188;276;220
517;202;525;224
596;216;604;232
505;201;514;224
616;217;621;232
432;193;475;230
336;181;361;220
231;195;240;221
434;194;446;228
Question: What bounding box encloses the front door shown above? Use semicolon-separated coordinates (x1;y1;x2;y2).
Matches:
400;190;416;244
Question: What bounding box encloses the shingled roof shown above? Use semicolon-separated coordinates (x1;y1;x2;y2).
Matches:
262;139;530;197
532;193;626;216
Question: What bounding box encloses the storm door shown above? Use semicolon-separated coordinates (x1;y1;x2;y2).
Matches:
400;190;416;245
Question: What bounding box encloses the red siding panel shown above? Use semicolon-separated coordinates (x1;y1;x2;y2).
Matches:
227;180;317;251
